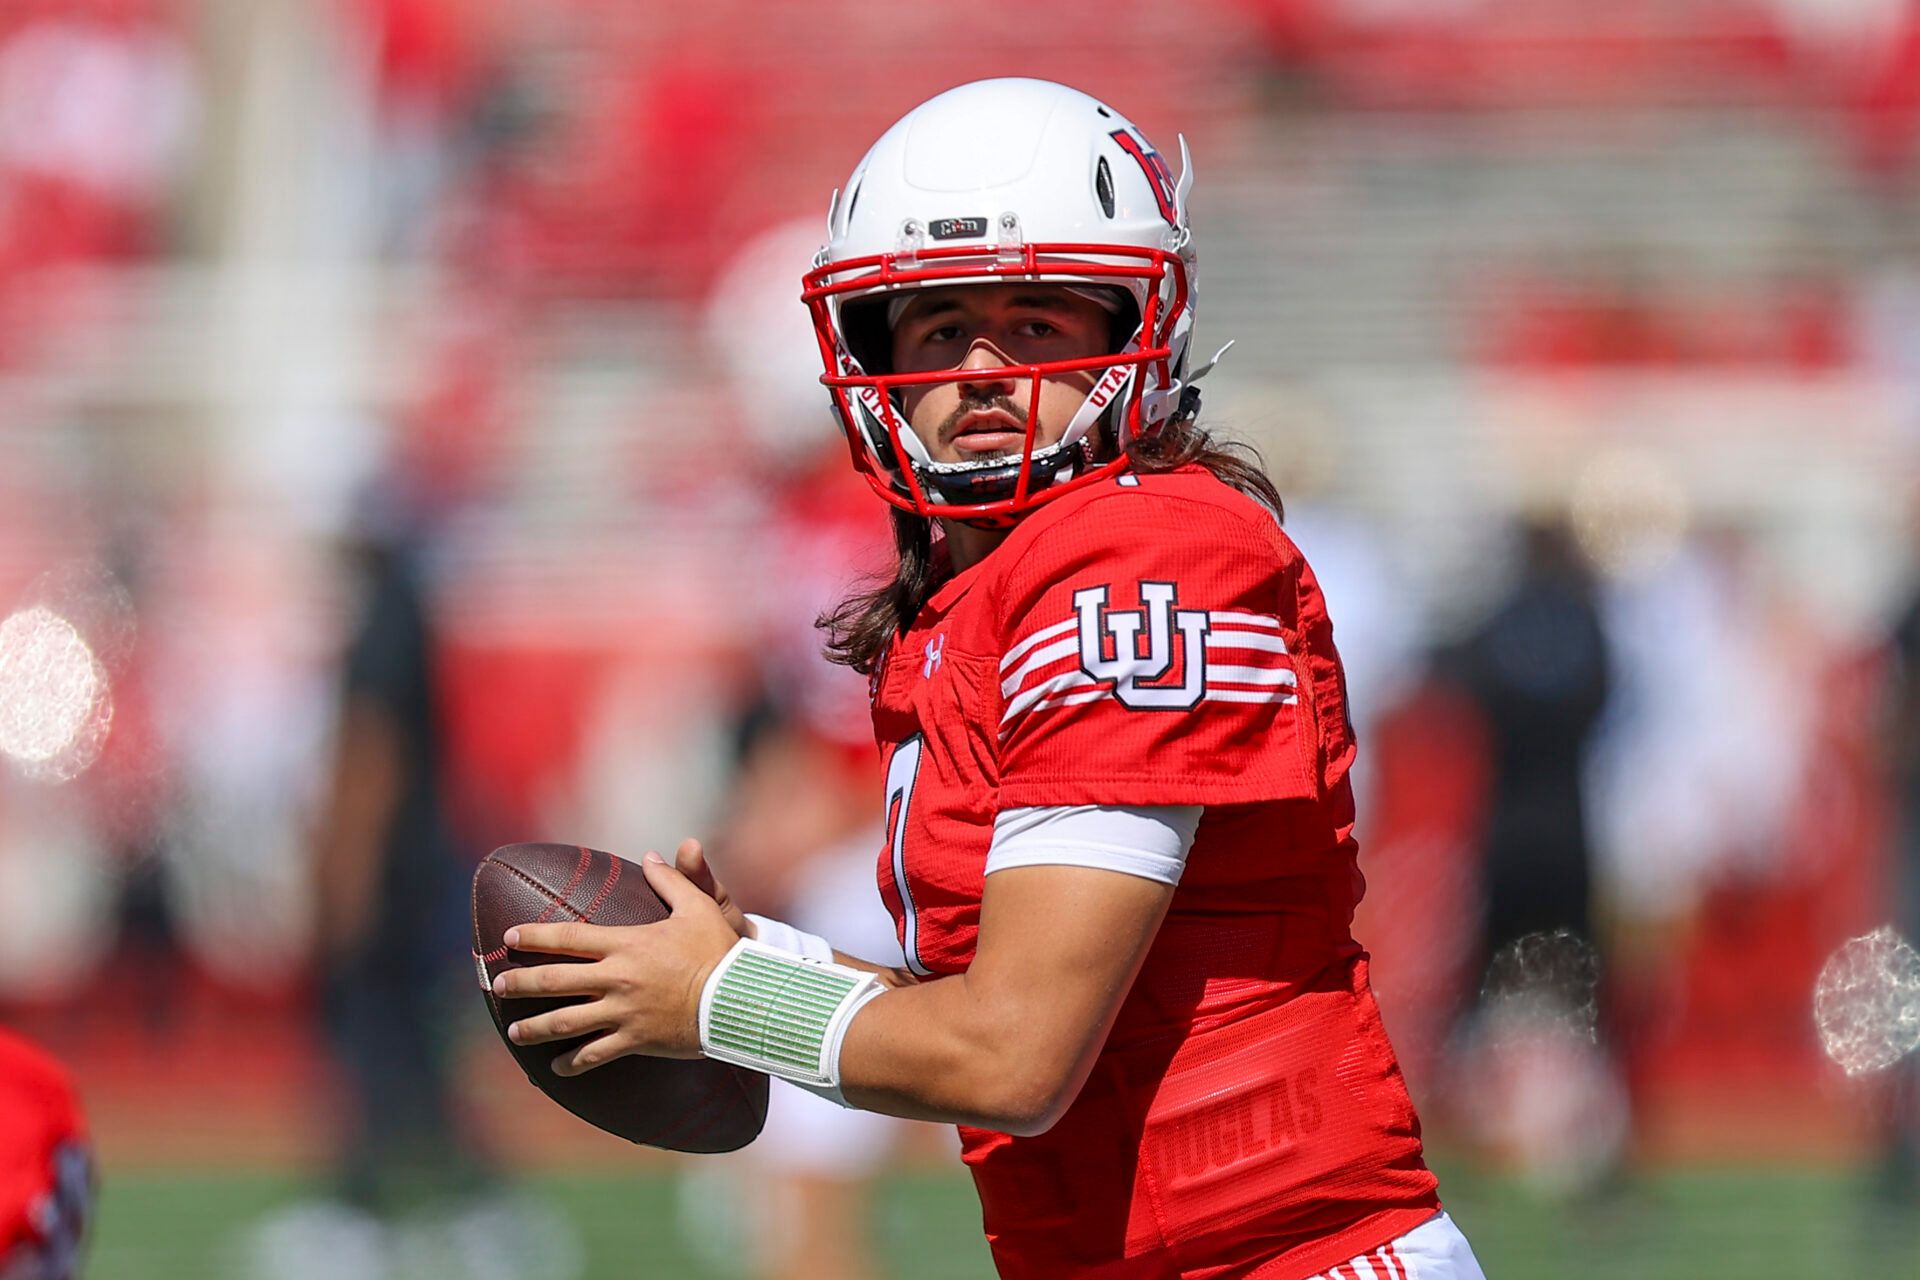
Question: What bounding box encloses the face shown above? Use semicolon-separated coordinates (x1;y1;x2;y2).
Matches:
887;284;1114;465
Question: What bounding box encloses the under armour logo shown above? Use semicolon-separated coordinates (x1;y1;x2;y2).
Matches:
923;634;946;678
1074;581;1209;709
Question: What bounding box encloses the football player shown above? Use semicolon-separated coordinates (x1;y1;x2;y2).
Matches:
0;1031;92;1280
496;78;1484;1279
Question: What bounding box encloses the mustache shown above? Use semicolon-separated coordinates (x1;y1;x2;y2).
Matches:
939;394;1029;445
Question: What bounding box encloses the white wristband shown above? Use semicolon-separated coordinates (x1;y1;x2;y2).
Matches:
744;913;836;964
698;938;883;1095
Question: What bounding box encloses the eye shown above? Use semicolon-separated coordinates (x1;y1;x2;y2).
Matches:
921;323;964;344
1016;320;1059;338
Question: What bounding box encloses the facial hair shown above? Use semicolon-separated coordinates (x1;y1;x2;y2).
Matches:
938;392;1030;451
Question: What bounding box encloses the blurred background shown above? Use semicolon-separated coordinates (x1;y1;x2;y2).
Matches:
3;0;1920;1276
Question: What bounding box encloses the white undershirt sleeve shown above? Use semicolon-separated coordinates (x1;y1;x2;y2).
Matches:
984;804;1204;886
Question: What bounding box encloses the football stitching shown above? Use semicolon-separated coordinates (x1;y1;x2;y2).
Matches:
477;857;584;973
580;851;623;920
535;846;596;925
490;862;589;923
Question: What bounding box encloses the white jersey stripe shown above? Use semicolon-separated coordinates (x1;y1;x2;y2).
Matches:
1001;670;1098;724
1207;610;1282;630
1205;630;1289;654
883;736;931;976
1004;681;1300;729
1000;618;1076;671
1202;687;1297;705
1000;637;1079;696
1207;664;1298;687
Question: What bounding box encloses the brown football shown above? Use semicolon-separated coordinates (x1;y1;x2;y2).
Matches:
471;842;768;1152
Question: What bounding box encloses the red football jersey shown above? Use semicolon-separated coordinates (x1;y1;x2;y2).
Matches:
0;1031;91;1279
869;465;1439;1279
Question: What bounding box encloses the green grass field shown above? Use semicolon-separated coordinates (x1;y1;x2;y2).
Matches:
88;1158;1920;1279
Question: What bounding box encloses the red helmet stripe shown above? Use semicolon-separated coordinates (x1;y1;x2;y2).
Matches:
1110;129;1179;225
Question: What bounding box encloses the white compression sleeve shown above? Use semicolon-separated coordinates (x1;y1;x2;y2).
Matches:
984;804;1203;886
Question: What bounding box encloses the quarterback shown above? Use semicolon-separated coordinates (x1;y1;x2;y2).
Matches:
496;79;1484;1279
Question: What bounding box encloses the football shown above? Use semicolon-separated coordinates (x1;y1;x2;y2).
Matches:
471;842;769;1153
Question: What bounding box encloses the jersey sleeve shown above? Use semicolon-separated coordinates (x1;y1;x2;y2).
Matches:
991;488;1336;809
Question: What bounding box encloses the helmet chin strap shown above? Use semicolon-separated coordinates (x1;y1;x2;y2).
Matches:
911;434;1096;516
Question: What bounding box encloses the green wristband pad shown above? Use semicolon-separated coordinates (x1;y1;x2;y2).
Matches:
698;938;883;1089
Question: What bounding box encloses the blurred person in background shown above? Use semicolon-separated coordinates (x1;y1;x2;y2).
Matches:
1445;515;1625;1196
1454;517;1611;976
0;1029;91;1280
310;480;479;1217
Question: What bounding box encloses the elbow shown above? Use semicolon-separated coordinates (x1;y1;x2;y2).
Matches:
945;978;1101;1136
997;1106;1067;1140
977;1061;1084;1138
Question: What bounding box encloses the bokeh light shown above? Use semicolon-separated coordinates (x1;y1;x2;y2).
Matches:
0;605;113;783
1479;927;1604;1043
1453;930;1628;1198
1813;925;1920;1078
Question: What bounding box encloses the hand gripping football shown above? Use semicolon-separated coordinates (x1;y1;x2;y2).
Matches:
471;842;768;1152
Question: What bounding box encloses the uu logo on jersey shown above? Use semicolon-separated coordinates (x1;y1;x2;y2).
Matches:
1074;581;1209;709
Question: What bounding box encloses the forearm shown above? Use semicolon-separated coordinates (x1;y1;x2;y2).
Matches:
833;968;1075;1134
741;921;1010;1118
718;863;1175;1136
739;918;1044;1123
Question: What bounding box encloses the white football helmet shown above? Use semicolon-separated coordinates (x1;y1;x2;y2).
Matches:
803;78;1201;523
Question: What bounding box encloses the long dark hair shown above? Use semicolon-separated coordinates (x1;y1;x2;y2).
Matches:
818;417;1285;674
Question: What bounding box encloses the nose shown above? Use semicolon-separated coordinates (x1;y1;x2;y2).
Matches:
957;339;1016;401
